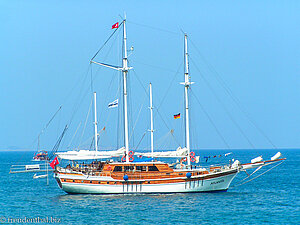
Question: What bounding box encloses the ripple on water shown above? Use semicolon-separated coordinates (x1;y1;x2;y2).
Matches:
0;150;299;224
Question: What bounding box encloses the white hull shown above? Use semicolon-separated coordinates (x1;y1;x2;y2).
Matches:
55;170;238;194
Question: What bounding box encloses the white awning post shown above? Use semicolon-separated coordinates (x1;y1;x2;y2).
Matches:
93;92;98;152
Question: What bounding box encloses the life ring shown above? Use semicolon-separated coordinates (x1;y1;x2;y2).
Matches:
121;156;126;162
129;151;134;156
181;157;187;162
190;151;195;157
190;156;196;162
129;156;134;162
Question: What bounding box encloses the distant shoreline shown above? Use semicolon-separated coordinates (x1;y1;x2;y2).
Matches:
0;149;36;152
0;148;299;152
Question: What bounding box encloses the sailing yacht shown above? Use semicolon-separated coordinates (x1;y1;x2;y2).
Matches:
53;18;285;194
33;151;49;161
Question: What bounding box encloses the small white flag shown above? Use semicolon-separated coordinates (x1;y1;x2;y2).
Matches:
108;99;118;108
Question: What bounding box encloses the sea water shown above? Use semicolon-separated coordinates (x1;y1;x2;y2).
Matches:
0;149;299;224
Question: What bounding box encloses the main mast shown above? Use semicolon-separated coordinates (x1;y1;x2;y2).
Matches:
122;18;130;163
90;18;131;162
183;34;191;166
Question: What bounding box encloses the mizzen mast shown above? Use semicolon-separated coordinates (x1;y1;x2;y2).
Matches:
182;34;192;166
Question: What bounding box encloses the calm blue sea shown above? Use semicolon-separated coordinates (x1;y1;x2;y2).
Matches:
0;149;299;225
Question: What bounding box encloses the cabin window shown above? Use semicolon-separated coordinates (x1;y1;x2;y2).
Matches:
124;166;134;171
148;166;159;171
136;166;147;171
113;166;123;172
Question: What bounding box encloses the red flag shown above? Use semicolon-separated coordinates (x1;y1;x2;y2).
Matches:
50;156;59;169
112;22;119;29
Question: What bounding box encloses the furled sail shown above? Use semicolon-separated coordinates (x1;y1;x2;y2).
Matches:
56;147;125;160
135;147;188;158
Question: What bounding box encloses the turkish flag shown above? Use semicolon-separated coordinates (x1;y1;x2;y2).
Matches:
50;156;59;169
112;22;119;29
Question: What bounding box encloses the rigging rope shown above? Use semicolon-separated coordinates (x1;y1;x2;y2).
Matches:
156;61;183;111
134;60;178;73
128;88;147;143
127;20;180;35
231;161;284;188
77;97;93;150
67;121;82;149
69;21;121;136
190;57;256;149
48;125;68;160
191;90;231;149
134;131;147;151
189;38;277;149
131;69;181;147
90;21;124;62
27;105;63;152
128;65;134;146
68;65;92;127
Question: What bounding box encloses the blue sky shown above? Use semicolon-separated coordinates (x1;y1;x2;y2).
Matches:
1;1;299;151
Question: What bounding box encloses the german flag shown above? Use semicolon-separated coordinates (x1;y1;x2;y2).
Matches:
174;113;180;119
